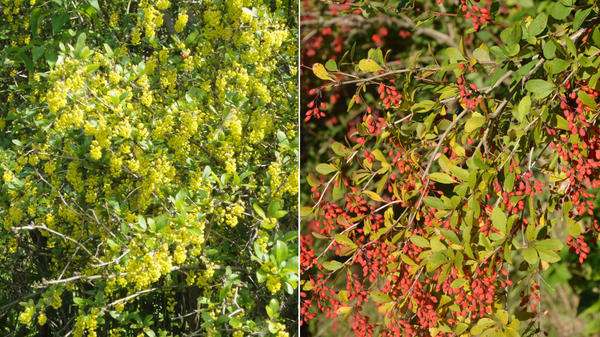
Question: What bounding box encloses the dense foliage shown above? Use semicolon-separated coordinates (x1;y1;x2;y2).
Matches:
0;1;298;336
300;0;600;336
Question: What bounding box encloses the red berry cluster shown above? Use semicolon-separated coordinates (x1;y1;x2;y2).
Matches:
371;27;389;47
305;89;328;121
438;0;491;31
547;81;600;263
457;68;482;110
377;81;403;110
363;109;388;136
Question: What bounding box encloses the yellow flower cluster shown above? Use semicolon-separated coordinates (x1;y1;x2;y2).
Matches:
175;11;188;33
18;306;34;325
37;312;47;326
225;200;245;227
73;309;100;337
140;1;164;39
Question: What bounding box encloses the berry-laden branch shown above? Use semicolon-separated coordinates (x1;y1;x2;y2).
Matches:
301;0;600;336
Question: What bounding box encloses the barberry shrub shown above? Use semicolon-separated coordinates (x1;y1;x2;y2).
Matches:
0;0;298;336
301;0;600;336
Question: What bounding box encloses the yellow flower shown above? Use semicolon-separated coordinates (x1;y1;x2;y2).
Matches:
175;12;188;33
38;312;47;326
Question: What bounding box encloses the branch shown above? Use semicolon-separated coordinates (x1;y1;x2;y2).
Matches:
13;224;103;265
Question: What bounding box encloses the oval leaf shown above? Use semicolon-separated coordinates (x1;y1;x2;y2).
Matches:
428;172;457;184
358;59;383;72
313;63;335;81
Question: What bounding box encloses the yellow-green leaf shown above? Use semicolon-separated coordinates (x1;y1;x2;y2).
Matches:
371;291;392;303
363;190;384;202
316;163;337;175
522;246;538;264
313;63;335;81
409;236;430;248
322;260;344;271
428;172;457;184
566;218;581;237
450;278;467;289
358;59;383;72
465;112;486;133
334;234;357;248
491;207;507;234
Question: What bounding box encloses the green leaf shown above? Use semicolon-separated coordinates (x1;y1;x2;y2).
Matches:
32;46;45;63
445;47;465;62
593;26;600;49
371;291;392;303
546;58;570;76
566;218;581;237
550;2;572;20
465;112;485;133
500;25;522;46
537;248;561;263
449;166;469;181
316;163;337;175
535;238;563;251
525;222;536;242
505;327;519;337
51;13;70;35
491;207;507;234
75;32;87;57
543;40;557;59
271;210;287;218
187;226;204;236
573;7;592;31
331;142;349;156
450;278;467;289
426;252;448;271
440;229;460;245
19;52;33;73
275;240;288;264
253;203;266;219
137;215;147;232
30;8;43;36
565;37;577;57
306;173;321;187
578;90;597;110
325;59;338;72
334;234;357;249
472;46;490;63
322;260;344;271
411;100;435;113
229;317;242;329
504;171;515;192
528;13;547;37
409;236;430;248
87;0;100;12
267;199;281;218
525;79;555;99
266;299;279;319
428;172;457;184
522;246;538;264
517;95;531;122
423;196;449;210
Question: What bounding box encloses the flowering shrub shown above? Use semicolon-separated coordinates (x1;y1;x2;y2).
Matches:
0;0;298;336
301;0;600;336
